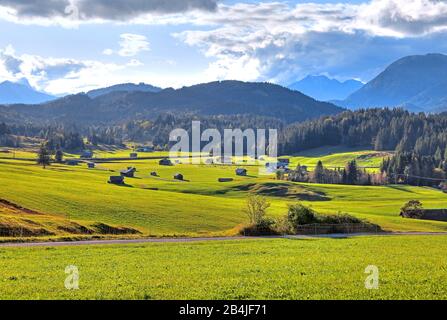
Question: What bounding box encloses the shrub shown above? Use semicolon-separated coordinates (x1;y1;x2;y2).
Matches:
287;204;318;226
318;213;363;224
400;200;424;219
244;195;270;225
239;218;277;236
240;196;276;235
286;203;372;234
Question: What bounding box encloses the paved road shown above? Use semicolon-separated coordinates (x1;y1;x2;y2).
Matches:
1;232;447;248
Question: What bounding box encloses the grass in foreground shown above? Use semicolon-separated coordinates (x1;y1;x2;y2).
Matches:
0;236;446;300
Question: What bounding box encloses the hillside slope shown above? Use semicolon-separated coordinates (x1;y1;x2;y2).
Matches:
342;54;447;112
0;80;55;105
289;75;363;101
87;82;162;98
2;81;344;124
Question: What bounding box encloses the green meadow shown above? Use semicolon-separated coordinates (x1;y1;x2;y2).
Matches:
0;236;446;300
1;147;447;300
1;148;447;237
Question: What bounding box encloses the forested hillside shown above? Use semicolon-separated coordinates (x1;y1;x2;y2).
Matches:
281;109;447;155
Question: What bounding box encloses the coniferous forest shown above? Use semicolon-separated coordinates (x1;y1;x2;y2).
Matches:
2;108;447;186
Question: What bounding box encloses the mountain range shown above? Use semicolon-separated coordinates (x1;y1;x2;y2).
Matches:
340;53;447;112
0;81;343;124
288;75;363;101
0;79;55;105
2;53;447;124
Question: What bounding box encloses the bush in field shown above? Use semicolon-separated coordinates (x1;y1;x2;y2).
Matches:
287;204;318;226
318;213;363;224
244;195;270;225
400;200;424;219
286;203;367;233
240;196;276;235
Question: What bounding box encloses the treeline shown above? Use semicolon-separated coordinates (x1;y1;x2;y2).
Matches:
381;152;446;186
287;160;385;186
0;113;284;151
0;122;20;147
280;108;447;155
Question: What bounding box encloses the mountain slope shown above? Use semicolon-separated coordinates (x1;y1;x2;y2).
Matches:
87;82;162;98
0;80;55;104
289;75;363;101
2;81;344;124
342;53;447;112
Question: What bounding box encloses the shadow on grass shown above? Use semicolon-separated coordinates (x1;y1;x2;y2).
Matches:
387;185;415;193
109;183;134;188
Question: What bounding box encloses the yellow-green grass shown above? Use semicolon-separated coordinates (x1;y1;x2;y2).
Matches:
285;147;392;170
0;159;254;236
0;236;446;300
1;156;447;236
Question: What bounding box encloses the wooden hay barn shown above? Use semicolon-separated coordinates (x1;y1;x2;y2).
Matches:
109;176;125;184
66;160;80;166
236;168;247;176
87;162;96;169
120;167;136;178
174;173;184;181
80;150;93;158
159;158;173;166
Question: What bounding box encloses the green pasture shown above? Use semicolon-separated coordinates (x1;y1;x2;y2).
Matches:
0;236;446;300
1;149;447;235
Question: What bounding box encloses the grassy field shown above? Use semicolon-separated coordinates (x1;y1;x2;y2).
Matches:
1;149;447;237
285;146;392;170
0;236;446;300
1;147;447;300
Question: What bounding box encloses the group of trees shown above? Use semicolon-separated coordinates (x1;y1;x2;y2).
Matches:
0;122;20;147
4;107;447;188
381;152;445;186
280;109;447;156
287;160;385;186
241;196;371;236
278;108;447;187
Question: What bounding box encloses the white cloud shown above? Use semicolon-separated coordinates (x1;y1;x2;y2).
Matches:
117;33;150;57
127;59;144;67
102;48;114;56
175;0;447;83
2;1;447;88
0;45;155;94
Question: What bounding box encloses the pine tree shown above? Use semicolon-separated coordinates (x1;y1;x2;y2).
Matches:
434;146;442;167
314;160;325;184
37;144;51;169
55;148;64;163
345;160;358;184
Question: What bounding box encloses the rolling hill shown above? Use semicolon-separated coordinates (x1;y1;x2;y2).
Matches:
0;80;55;105
1;80;344;124
289;75;363;101
86;82;162;98
341;53;447;112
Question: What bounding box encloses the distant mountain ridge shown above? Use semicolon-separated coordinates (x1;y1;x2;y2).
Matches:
341;53;447;112
86;82;162;98
1;80;344;124
288;75;363;101
0;80;55;105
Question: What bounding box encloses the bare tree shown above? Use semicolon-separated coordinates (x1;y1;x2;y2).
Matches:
244;195;271;225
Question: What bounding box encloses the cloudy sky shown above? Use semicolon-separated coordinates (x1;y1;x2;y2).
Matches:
0;0;446;95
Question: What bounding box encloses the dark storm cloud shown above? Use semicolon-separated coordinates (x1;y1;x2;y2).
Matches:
0;0;69;17
0;0;218;19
